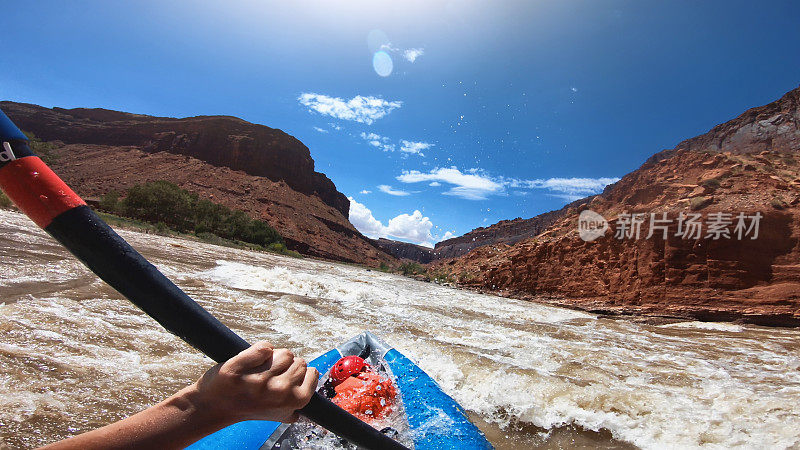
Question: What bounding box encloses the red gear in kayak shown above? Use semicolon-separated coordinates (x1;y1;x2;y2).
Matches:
329;355;369;386
332;371;397;421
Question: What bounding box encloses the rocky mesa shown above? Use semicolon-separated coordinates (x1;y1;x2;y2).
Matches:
1;101;396;266
432;208;570;260
433;86;800;326
371;238;435;264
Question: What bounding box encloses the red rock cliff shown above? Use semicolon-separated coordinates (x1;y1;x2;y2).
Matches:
0;102;349;217
434;86;800;326
1;101;396;266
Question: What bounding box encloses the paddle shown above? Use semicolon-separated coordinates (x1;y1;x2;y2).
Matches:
0;108;408;450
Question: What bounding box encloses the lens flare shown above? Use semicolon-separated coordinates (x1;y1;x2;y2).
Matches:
373;51;393;77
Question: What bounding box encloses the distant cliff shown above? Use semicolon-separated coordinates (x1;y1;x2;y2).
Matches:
375;198;584;264
371;238;434;263
432;208;570;260
1;101;396;266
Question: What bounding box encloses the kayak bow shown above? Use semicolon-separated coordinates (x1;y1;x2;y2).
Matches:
191;332;494;450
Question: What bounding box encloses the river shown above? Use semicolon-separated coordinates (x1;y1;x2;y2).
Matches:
0;209;798;449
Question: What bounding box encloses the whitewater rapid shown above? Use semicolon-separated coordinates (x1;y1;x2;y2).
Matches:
0;209;798;449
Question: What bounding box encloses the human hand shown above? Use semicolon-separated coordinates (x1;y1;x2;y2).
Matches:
187;341;319;425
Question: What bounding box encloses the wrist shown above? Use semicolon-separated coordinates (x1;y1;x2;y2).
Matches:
169;383;239;430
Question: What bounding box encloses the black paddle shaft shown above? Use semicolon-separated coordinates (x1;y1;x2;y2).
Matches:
46;206;408;449
0;107;407;449
45;206;406;449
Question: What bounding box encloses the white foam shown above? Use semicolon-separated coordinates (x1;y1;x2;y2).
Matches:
661;321;745;333
199;260;800;449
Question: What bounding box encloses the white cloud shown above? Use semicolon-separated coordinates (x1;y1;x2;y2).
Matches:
441;231;455;241
399;140;433;156
397;167;504;200
329;123;342;131
298;93;402;125
359;134;427;156
359;190;372;195
397;167;618;201
509;177;619;201
386;211;435;247
347;197;437;247
378;184;410;196
403;48;425;63
429;181;441;187
348;197;388;239
378;43;424;63
313;126;328;133
359;132;395;152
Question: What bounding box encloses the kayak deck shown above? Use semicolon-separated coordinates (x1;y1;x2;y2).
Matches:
187;332;492;449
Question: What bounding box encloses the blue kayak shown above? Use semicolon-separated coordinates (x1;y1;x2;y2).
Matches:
187;332;493;449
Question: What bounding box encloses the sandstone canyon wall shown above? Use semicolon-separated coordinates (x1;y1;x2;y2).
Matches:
434;86;800;326
1;101;395;266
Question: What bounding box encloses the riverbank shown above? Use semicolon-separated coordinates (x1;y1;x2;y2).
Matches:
0;204;302;258
406;267;800;328
419;281;800;329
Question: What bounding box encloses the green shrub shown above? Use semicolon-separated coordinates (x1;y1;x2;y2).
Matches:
99;190;121;213
242;219;282;247
378;262;390;272
154;222;170;234
458;271;475;282
195;231;220;241
700;178;721;189
266;242;301;258
399;261;425;275
268;242;286;253
0;190;11;208
770;197;788;210
426;270;455;284
690;196;712;211
123;181;196;232
193;199;227;235
113;181;283;249
23;131;59;164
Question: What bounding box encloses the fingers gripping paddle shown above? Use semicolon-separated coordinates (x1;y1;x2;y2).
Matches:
0;109;408;450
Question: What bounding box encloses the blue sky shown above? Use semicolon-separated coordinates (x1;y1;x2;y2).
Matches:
3;1;800;247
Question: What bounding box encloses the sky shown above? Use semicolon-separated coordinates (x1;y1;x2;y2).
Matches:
3;1;800;247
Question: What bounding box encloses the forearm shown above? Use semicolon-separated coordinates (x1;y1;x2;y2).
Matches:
40;342;316;449
42;384;230;450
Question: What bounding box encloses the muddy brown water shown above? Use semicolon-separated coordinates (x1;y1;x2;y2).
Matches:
1;210;798;449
